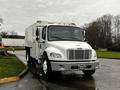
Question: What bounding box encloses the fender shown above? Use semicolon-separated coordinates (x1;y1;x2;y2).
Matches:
44;47;65;60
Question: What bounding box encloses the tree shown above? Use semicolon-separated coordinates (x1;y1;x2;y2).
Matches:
84;14;113;49
114;15;120;45
98;14;113;48
0;31;8;38
84;21;100;49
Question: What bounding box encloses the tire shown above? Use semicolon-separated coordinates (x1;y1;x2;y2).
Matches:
26;51;30;62
27;58;38;76
26;49;31;67
26;47;29;60
26;48;36;75
26;47;30;62
41;54;52;79
82;70;95;76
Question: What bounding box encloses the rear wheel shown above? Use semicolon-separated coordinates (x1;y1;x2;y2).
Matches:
26;49;37;75
26;47;30;61
82;70;95;76
26;49;32;67
26;51;30;62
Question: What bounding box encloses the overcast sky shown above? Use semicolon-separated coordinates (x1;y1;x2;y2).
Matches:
0;0;120;35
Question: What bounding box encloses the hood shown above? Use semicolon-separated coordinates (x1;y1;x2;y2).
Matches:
47;41;92;50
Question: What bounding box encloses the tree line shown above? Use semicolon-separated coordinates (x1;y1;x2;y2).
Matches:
83;14;120;51
0;31;24;39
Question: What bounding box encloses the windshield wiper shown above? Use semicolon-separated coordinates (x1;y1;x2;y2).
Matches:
50;36;66;40
50;36;83;41
67;36;83;41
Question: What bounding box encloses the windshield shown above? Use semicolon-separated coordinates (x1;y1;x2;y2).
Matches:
47;25;84;41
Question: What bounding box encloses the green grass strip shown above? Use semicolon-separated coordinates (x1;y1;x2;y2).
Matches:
0;55;26;79
97;50;120;59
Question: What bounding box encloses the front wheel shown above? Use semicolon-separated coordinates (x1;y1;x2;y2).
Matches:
82;70;95;76
41;55;52;79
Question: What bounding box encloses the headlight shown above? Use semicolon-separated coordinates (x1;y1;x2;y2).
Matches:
94;52;97;58
50;52;62;58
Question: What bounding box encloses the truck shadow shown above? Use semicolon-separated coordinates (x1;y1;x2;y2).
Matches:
38;71;98;90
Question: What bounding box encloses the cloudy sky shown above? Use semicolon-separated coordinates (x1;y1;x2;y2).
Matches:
0;0;120;35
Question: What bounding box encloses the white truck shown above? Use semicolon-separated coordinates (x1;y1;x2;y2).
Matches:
25;20;99;78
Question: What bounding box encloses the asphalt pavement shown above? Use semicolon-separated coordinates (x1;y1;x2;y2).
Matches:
0;51;120;90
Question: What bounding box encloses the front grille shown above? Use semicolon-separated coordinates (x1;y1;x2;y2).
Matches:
67;49;92;60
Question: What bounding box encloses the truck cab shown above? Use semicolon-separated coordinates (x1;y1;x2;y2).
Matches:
25;21;99;78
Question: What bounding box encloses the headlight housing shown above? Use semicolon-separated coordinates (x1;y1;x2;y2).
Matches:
93;51;97;60
50;52;62;58
92;49;97;59
94;52;97;58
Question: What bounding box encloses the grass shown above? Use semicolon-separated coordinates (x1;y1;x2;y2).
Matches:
97;50;120;59
0;55;26;79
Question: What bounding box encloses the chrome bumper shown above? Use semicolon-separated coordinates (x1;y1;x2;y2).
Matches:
50;60;99;71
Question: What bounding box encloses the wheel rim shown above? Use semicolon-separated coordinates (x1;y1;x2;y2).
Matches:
43;60;47;74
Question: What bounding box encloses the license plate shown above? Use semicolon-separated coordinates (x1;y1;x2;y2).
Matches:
79;64;85;70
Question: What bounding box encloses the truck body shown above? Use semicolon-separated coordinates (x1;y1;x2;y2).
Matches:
25;20;99;78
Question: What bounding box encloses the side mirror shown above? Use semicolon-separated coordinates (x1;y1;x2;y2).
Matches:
36;28;39;41
82;30;86;41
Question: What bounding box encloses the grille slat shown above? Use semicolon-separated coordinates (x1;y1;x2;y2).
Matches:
67;49;91;60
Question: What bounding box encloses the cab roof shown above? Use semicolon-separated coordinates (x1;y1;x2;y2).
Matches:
36;20;76;27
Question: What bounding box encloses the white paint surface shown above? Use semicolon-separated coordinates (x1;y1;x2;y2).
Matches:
2;38;25;46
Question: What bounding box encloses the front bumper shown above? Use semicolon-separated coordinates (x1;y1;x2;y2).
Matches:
50;60;99;71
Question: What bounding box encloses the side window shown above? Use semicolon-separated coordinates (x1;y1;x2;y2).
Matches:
42;26;46;40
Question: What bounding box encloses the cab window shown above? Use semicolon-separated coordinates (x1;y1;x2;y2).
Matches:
42;26;46;40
